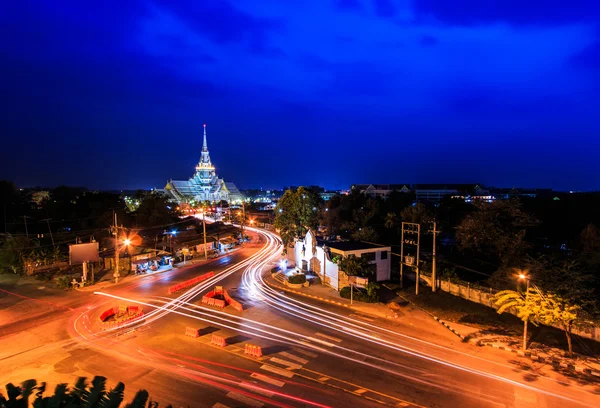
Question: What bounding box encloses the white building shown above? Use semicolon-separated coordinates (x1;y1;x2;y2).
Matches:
288;230;391;290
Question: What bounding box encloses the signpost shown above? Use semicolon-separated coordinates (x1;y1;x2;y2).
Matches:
348;276;368;305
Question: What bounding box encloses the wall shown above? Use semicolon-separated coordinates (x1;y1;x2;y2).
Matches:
332;248;391;282
289;231;340;290
420;275;600;343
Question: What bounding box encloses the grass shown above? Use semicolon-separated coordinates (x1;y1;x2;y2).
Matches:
397;285;600;358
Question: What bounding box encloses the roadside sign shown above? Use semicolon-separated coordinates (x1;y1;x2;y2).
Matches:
349;276;368;288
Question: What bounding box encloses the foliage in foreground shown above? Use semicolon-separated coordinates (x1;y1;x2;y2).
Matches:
0;376;172;408
493;288;583;355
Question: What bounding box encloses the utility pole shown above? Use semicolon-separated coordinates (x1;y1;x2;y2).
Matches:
400;222;421;295
113;211;120;283
42;219;55;246
431;221;439;292
202;208;207;261
22;215;29;237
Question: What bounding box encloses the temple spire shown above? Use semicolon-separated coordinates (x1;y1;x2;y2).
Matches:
202;123;208;152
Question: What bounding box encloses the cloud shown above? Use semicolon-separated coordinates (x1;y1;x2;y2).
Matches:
419;35;438;46
334;0;363;12
152;0;283;54
412;0;600;26
373;0;397;18
572;39;600;70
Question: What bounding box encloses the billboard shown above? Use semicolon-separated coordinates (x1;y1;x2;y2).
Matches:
69;242;99;265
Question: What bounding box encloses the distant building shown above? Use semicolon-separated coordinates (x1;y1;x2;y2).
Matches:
164;125;244;204
489;187;552;199
288;230;391;290
351;184;411;199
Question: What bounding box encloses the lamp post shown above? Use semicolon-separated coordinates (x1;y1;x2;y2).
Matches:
202;209;207;261
518;273;531;352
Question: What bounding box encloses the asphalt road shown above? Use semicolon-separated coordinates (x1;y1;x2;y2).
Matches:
2;227;600;408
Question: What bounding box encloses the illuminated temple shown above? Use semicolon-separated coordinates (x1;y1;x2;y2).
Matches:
165;124;244;204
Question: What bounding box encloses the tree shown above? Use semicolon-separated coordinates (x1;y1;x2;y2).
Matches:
400;203;433;225
274;187;321;252
352;226;378;242
0;376;172;408
0;237;30;274
456;199;537;266
337;255;372;277
133;193;180;228
493;287;583;355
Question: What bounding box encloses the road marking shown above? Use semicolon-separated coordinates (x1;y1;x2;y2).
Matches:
397;403;411;407
354;388;368;395
226;391;263;407
212;403;229;408
278;351;309;365
315;332;342;342
291;347;318;358
350;313;375;322
250;373;285;387
269;357;302;370
318;376;330;382
305;337;335;347
260;364;295;378
241;382;274;398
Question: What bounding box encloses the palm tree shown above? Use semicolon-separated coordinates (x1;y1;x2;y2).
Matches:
0;377;172;408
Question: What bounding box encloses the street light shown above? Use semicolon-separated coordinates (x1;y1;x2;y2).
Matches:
518;272;531;353
123;238;131;246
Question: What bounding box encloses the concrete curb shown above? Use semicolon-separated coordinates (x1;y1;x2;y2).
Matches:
265;278;354;309
266;276;404;320
432;316;465;340
470;339;600;378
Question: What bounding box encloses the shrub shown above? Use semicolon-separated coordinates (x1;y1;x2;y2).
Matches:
287;274;307;284
56;275;73;290
339;285;378;303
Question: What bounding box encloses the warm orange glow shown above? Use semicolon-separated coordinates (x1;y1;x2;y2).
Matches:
518;273;526;280
123;239;131;246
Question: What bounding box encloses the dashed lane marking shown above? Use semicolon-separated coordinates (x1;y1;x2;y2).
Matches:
315;332;343;342
350;313;376;322
291;347;318;358
250;373;285;388
278;351;309;365
241;382;274;398
305;337;335;348
269;357;303;370
260;364;295;378
318;376;330;382
354;388;368;395
225;391;263;408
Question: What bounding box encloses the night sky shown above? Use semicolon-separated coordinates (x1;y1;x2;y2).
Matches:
1;1;599;191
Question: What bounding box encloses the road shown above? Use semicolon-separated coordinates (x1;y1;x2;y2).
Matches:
2;227;600;407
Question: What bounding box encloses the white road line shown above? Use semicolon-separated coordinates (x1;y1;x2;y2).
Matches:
305;337;335;347
241;382;274;398
350;313;375;322
291;347;318;358
226;391;263;408
260;364;295;378
315;332;343;342
278;351;309;365
250;372;285;387
269;357;303;370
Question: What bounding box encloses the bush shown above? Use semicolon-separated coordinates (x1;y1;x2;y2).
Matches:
56;275;73;290
287;274;307;284
339;285;378;303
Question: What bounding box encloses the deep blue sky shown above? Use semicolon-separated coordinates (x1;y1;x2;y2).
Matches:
1;1;599;191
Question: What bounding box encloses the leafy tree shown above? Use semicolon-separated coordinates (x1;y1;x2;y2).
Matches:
352;226;378;242
0;376;171;408
0;237;30;274
133;193;180;228
274;187;321;252
456;199;537;267
337;254;372;277
400;203;433;225
493;287;583;355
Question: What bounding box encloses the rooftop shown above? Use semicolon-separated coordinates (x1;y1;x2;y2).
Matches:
324;241;389;252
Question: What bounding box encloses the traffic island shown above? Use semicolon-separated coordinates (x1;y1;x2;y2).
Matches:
99;304;145;330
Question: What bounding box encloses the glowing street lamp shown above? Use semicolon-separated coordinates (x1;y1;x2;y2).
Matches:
517;271;531;352
123;238;131;246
